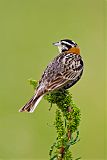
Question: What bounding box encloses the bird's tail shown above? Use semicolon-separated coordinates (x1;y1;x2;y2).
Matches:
19;93;44;113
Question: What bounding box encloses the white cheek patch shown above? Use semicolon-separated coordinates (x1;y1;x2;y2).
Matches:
58;45;68;53
63;45;68;50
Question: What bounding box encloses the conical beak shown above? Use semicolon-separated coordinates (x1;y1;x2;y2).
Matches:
53;41;61;46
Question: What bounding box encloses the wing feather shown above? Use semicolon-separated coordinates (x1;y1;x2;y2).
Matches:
38;53;83;91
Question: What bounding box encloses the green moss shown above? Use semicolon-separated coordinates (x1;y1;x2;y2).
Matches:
30;79;81;160
29;79;38;89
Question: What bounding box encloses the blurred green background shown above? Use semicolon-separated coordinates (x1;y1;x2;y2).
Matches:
0;0;106;159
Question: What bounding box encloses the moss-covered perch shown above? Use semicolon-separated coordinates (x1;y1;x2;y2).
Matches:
29;79;81;160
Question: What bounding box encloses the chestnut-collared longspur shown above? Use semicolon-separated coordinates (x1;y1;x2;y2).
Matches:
19;39;84;113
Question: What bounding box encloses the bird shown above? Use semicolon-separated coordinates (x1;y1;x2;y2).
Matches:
19;39;84;113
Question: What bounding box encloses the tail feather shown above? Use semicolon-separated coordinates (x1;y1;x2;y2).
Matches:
19;94;44;113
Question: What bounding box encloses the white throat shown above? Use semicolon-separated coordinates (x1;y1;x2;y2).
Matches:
58;45;62;53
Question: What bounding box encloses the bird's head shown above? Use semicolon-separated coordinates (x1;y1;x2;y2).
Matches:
53;39;80;54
